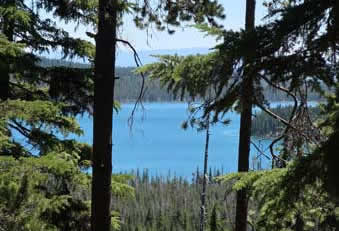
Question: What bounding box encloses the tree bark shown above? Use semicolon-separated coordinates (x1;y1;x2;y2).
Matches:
91;0;117;230
235;1;255;231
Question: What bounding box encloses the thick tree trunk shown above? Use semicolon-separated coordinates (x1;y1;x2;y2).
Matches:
235;1;255;231
91;0;117;230
199;112;210;231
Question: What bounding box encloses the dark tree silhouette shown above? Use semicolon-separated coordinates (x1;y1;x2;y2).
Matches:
235;1;256;231
91;0;117;230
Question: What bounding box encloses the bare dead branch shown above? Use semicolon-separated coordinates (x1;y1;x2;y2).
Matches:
258;73;300;162
116;38;146;130
8;123;30;139
250;140;271;160
258;73;298;109
255;102;294;128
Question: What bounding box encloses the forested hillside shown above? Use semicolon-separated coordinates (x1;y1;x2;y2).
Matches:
252;105;321;138
115;170;235;231
39;58;323;103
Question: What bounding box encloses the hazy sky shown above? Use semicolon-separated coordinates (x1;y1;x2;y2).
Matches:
59;0;268;51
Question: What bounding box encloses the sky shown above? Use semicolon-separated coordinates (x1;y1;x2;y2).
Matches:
60;0;268;52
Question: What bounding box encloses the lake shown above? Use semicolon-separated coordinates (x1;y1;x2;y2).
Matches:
76;103;276;180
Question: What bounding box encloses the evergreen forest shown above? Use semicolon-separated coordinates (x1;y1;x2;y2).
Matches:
39;58;323;103
0;0;339;231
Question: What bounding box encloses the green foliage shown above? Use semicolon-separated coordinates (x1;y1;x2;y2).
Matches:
253;0;339;210
0;99;95;161
137;52;239;125
0;154;91;231
136;28;263;124
112;174;135;199
194;23;224;41
0;154;135;231
219;164;338;231
229;71;339;231
138;0;336;124
0;5;31;27
138;53;226;102
0;33;24;57
0;0;97;162
131;0;225;33
1;100;82;135
0;1;135;227
1;1;338;231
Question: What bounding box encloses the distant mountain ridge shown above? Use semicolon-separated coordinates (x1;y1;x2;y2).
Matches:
41;47;212;67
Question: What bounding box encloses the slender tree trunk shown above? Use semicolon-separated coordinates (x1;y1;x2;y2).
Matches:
235;1;255;231
295;213;304;231
0;65;10;101
199;112;210;231
91;0;117;230
0;18;13;101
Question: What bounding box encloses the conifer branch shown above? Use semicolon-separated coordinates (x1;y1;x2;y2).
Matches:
9;82;34;95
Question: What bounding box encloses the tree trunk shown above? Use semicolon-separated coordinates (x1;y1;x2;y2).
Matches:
235;1;255;231
91;0;117;230
295;213;304;231
0;65;10;101
199;112;210;231
0;18;13;101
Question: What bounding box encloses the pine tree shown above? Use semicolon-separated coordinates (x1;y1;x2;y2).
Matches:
0;0;96;159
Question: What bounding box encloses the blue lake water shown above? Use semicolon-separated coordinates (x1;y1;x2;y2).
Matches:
12;101;319;179
75;103;276;179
